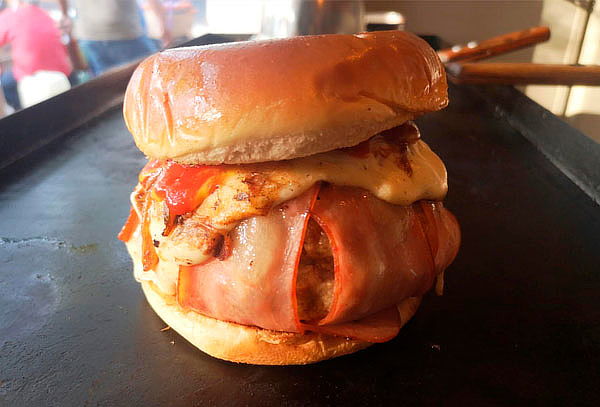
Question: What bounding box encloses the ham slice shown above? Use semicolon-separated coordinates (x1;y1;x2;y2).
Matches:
177;184;460;342
311;186;438;326
303;306;401;343
177;187;318;332
117;208;139;242
417;201;461;273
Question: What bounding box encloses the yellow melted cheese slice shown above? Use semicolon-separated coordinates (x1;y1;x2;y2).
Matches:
131;124;448;275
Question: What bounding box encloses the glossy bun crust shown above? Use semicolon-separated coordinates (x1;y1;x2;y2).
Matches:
124;31;448;164
142;281;422;365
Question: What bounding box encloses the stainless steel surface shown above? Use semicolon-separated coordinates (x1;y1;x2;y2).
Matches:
364;11;405;32
260;0;364;38
566;0;596;11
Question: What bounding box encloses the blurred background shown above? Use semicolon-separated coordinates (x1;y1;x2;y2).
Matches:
0;0;598;143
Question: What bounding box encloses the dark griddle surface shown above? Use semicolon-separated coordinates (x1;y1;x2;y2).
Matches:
1;84;599;406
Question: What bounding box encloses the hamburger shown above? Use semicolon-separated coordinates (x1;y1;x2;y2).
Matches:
118;31;460;365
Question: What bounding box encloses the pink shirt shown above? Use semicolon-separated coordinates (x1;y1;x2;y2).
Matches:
0;5;72;80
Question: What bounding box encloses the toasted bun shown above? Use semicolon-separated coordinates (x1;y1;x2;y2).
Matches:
141;280;422;365
124;31;447;165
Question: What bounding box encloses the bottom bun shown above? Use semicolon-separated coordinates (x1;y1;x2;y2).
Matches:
142;280;421;365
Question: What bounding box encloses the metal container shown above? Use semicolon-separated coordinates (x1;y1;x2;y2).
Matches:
259;0;365;38
365;11;405;32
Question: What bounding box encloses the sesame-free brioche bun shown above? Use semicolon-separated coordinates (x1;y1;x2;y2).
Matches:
124;31;447;165
141;280;422;365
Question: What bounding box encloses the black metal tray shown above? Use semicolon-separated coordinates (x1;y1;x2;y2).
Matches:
1;38;599;406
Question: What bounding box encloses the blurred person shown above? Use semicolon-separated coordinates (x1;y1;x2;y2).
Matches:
0;83;7;117
0;0;72;108
1;68;21;110
0;1;20;110
141;0;196;46
59;0;171;76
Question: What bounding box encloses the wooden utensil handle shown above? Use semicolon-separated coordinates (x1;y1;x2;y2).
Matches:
438;26;550;63
446;63;600;86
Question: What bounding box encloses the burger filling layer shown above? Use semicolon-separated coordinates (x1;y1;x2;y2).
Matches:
118;123;460;342
123;122;448;269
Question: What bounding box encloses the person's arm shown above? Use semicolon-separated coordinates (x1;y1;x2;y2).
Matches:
57;0;68;14
0;10;11;46
145;0;172;47
56;0;73;35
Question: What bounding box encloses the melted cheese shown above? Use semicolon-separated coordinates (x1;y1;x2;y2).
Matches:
129;124;448;275
278;139;447;206
126;226;179;296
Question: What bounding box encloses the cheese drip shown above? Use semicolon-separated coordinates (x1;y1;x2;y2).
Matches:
279;137;447;206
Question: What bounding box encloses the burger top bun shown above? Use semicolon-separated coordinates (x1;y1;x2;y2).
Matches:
124;31;448;165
